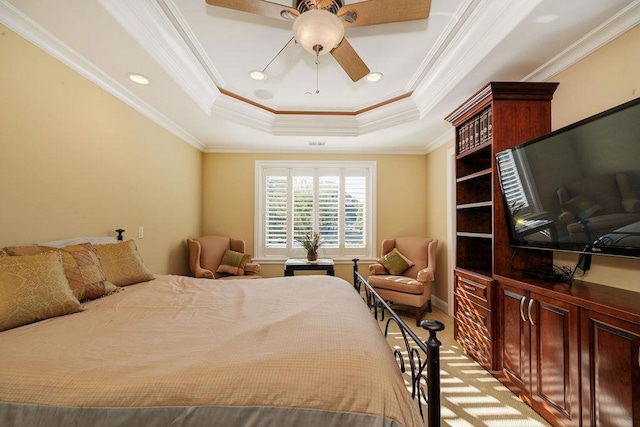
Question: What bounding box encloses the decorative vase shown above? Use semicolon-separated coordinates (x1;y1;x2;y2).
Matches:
306;251;318;262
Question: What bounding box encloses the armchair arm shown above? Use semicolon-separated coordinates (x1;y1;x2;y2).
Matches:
417;266;435;283
187;239;215;279
369;263;387;275
244;262;261;275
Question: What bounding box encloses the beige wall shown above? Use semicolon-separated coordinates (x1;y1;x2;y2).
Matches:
550;25;640;292
0;24;202;275
424;143;454;305
201;153;429;282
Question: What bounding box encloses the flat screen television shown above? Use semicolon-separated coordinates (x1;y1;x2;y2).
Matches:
496;96;640;260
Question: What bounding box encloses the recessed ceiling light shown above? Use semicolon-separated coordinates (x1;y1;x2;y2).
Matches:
127;73;150;85
366;72;383;82
249;70;266;81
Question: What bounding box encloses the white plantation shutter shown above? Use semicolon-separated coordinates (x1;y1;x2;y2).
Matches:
265;175;287;248
292;175;314;247
257;161;376;259
318;176;340;247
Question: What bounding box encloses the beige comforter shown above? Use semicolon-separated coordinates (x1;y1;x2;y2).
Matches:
0;274;423;427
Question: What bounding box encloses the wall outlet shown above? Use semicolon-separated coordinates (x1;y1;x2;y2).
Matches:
138;226;144;239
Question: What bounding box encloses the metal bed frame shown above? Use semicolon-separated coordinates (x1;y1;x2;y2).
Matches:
352;259;444;427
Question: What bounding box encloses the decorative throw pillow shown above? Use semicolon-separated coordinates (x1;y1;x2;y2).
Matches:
4;243;116;301
378;248;415;276
561;194;604;220
0;252;82;332
216;249;251;276
94;240;155;286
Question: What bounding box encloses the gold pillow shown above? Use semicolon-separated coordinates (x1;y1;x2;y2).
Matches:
0;252;82;332
378;248;415;276
4;243;116;301
216;249;251;276
94;240;155;286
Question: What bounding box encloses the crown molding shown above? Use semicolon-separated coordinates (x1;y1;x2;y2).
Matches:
97;0;218;115
0;0;205;151
412;0;544;117
523;0;640;82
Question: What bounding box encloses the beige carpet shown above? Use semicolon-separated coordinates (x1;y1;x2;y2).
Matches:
379;306;551;427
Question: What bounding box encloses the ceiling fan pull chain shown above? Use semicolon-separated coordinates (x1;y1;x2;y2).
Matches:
315;49;320;94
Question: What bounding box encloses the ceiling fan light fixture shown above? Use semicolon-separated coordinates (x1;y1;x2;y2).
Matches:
292;9;344;56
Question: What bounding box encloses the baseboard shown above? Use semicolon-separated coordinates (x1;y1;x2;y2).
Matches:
432;295;448;314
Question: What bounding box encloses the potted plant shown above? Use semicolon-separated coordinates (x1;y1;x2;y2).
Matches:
295;231;322;262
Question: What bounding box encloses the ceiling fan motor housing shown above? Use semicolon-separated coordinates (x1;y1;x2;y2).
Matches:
295;0;343;15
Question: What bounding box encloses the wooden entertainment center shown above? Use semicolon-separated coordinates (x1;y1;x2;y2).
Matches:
446;82;640;426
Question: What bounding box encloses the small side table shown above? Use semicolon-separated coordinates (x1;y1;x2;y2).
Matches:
284;258;335;276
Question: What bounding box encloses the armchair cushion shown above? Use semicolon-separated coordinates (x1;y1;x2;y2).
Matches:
377;248;414;275
216;250;251;276
368;275;423;295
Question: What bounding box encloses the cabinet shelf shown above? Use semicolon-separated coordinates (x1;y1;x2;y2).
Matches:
456;140;492;160
457;168;492;183
457;201;492;209
457;232;493;239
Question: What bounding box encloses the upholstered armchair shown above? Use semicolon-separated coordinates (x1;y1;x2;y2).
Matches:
368;237;437;326
187;236;261;280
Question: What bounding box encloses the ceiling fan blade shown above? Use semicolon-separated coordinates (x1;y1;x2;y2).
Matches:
339;0;431;28
330;38;370;82
205;0;299;21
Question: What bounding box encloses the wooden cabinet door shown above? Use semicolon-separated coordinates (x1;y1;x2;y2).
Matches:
581;309;640;427
529;292;580;426
498;283;529;392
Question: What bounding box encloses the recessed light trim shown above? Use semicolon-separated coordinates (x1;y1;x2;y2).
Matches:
127;73;150;85
366;72;383;82
249;70;266;81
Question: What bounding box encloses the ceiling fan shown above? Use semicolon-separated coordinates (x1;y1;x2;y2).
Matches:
205;0;432;82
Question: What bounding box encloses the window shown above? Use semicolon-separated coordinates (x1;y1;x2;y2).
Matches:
255;161;376;261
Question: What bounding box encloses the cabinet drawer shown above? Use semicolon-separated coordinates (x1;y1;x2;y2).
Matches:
455;271;493;308
455;318;492;369
455;294;492;339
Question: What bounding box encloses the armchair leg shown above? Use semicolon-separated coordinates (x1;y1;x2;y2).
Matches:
415;299;431;326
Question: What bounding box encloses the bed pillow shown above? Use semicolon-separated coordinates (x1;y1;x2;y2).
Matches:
378;248;415;275
4;243;116;301
216;250;251;276
95;240;155;286
0;252;83;332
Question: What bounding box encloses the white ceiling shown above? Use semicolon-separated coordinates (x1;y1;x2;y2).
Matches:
2;0;639;153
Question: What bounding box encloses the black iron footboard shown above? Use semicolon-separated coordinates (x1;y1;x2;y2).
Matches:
352;259;444;427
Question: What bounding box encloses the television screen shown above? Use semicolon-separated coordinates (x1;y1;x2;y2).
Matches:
496;96;640;259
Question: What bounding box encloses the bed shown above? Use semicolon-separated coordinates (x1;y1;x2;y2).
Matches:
0;260;439;427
